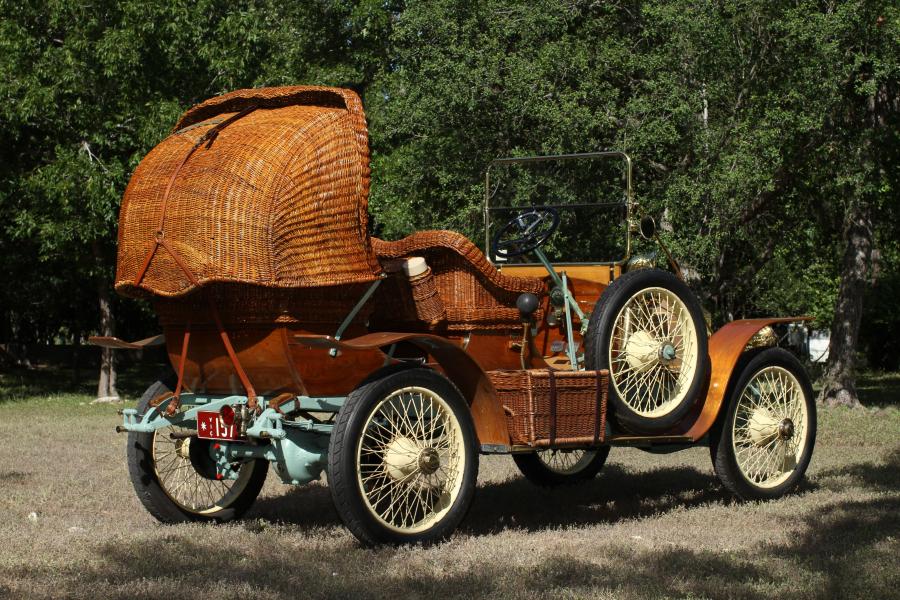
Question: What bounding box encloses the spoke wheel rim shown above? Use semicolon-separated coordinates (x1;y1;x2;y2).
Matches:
536;449;597;475
732;366;809;489
608;287;698;417
151;423;253;514
355;386;466;534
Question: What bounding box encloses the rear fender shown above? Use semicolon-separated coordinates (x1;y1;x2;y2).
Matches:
682;317;812;441
295;333;510;449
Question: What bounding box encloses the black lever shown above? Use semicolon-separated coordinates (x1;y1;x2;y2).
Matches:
516;293;539;321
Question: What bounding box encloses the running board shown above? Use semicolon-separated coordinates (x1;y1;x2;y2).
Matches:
607;434;695;447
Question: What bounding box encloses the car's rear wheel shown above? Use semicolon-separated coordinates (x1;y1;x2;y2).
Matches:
327;368;478;545
127;376;268;523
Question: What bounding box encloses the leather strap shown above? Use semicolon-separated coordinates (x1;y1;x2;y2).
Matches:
148;392;174;408
548;370;557;445
166;325;192;416
206;290;258;408
134;105;257;288
134;106;260;412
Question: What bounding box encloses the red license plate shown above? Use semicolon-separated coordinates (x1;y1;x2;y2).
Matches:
196;411;241;440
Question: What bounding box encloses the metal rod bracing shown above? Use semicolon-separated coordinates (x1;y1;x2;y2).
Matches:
329;276;385;357
484;151;634;266
562;272;579;370
532;247;586;322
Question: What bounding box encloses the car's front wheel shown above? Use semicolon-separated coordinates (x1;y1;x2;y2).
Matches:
710;348;816;499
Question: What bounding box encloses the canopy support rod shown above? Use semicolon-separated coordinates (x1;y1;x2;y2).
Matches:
329;276;385;357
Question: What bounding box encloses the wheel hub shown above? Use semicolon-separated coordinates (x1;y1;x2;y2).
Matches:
748;409;781;446
176;438;191;459
418;447;440;474
384;437;421;480
658;342;677;364
778;418;795;440
624;330;660;372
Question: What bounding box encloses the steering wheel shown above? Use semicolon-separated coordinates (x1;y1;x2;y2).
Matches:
491;207;560;259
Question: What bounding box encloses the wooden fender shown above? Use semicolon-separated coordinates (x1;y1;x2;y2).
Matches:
682;317;812;441
295;332;511;448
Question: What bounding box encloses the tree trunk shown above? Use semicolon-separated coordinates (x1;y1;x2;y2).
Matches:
818;200;872;408
93;241;119;403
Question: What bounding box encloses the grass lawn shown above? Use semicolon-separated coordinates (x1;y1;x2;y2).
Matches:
0;366;897;599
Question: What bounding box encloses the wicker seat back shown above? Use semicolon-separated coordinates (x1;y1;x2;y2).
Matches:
372;231;545;331
115;86;381;298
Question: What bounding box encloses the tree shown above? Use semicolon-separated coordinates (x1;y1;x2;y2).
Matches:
0;0;394;398
0;0;895;408
819;4;900;406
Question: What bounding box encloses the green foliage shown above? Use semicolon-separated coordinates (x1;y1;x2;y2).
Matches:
0;0;394;342
366;0;899;328
0;0;897;352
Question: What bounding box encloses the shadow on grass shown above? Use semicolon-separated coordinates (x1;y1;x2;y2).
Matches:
247;458;831;536
816;447;900;493
0;471;30;485
245;463;735;535
856;372;900;407
5;494;895;599
462;464;733;534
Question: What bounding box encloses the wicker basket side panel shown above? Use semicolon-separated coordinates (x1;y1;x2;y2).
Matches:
487;369;609;447
530;371;607;444
486;370;533;445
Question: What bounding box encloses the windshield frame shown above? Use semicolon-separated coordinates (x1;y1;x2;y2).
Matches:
483;151;635;267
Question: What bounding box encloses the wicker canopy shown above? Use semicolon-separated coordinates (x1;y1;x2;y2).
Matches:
115;86;382;298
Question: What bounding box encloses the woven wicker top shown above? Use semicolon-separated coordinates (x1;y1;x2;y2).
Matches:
115;86;381;297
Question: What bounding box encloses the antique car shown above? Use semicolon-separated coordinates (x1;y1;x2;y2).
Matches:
96;86;816;545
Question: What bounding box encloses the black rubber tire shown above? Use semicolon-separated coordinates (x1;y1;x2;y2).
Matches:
126;375;268;523
513;447;610;486
584;268;709;433
710;348;816;500
327;367;479;546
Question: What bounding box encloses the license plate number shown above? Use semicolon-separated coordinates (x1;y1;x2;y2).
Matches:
196;411;241;440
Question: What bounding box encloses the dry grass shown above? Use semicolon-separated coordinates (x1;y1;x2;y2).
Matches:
0;367;897;600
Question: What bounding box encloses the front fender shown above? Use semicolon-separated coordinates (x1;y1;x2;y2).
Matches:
682;317;812;441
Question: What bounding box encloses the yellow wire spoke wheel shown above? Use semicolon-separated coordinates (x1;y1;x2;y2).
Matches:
712;348;816;500
609;286;698;418
127;377;268;523
356;386;466;534
151;424;256;515
513;446;610;486
585;269;708;433
328;368;478;545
